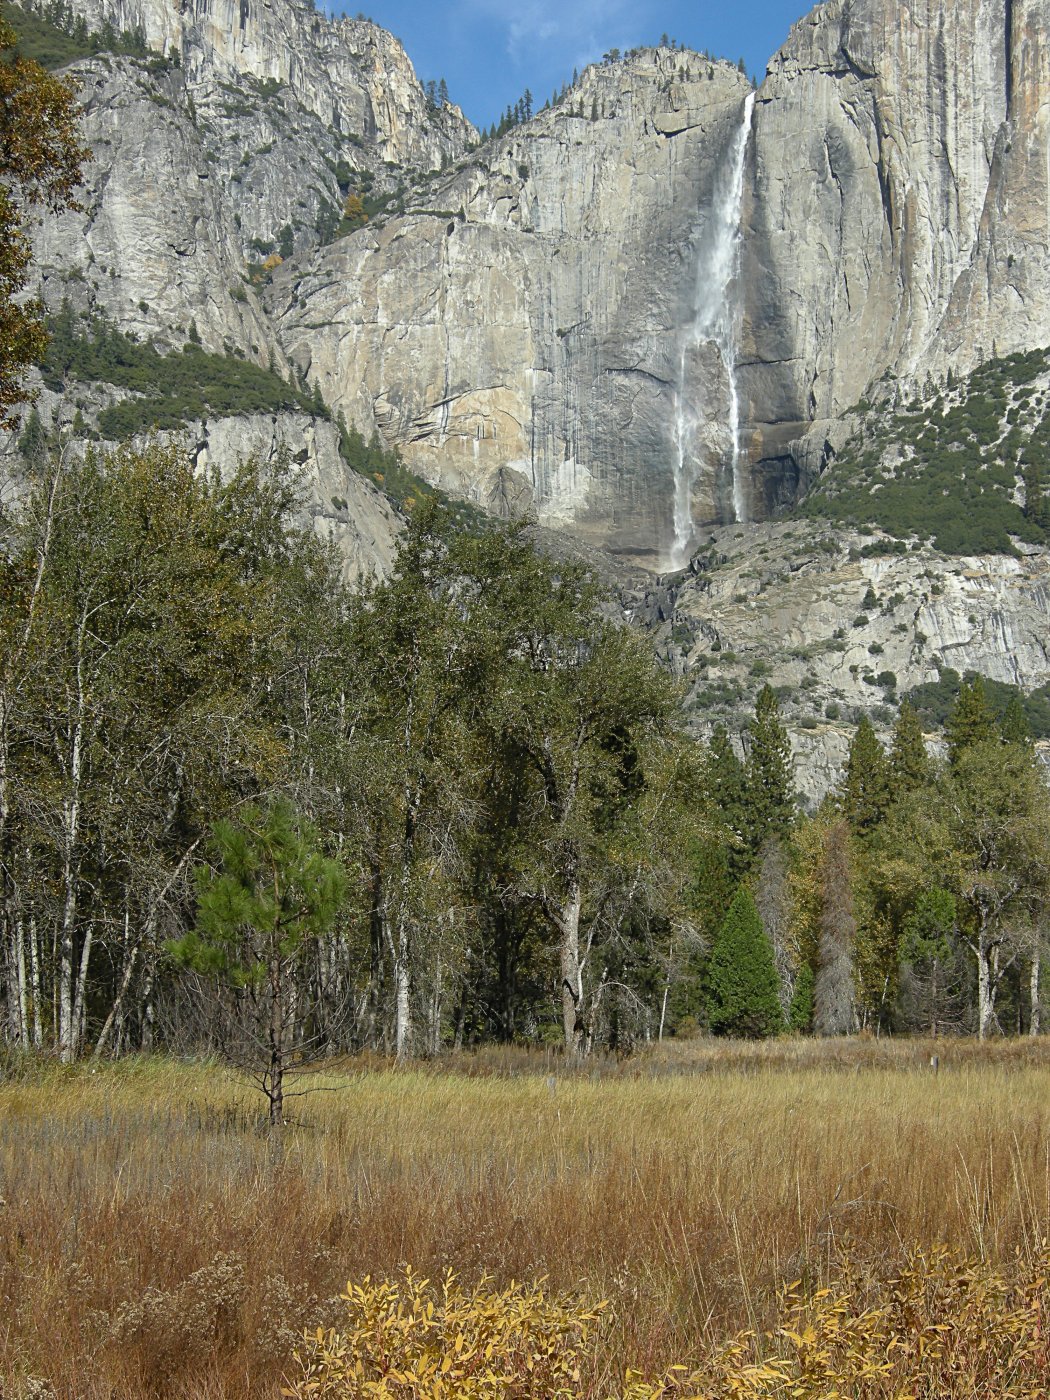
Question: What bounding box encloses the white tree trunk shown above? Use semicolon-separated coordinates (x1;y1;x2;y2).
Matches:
394;933;412;1062
977;939;996;1040
28;915;42;1047
559;878;584;1058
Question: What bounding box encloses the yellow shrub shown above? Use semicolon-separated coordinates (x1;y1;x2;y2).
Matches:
290;1248;1050;1400
285;1267;605;1399
633;1244;1050;1399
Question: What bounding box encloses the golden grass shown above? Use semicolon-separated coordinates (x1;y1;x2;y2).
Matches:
2;1039;1050;1398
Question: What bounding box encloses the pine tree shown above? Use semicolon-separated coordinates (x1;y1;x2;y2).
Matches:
788;961;814;1032
888;699;930;798
437;77;449;107
840;715;890;834
169;800;347;1126
684;837;734;943
706;885;784;1038
744;685;795;852
704;725;749;879
1000;692;1033;748
945;675;997;766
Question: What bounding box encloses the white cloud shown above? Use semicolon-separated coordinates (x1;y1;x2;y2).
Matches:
465;0;651;69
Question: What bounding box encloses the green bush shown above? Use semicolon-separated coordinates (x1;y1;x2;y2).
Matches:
798;346;1050;555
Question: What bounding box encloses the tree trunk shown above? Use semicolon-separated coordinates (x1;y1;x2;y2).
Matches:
268;954;286;1128
976;936;995;1040
428;951;442;1056
558;876;584;1059
14;914;28;1049
57;669;85;1063
70;919;94;1057
28;915;42;1047
393;925;412;1062
93;909;138;1059
1031;942;1041;1036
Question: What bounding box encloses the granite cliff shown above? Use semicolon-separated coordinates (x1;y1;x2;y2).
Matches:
7;0;1050;787
20;0;1050;565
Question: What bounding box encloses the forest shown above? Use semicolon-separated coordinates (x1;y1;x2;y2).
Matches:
2;444;1048;1106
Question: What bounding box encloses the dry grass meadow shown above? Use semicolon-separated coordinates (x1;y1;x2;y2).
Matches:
3;1038;1050;1398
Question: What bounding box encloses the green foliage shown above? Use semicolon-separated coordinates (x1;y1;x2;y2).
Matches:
744;686;795;852
945;675;997;765
171;799;346;1123
0;0;161;69
907;667;1050;740
888;700;930;798
840;716;890;835
41;305;317;433
900;888;956;968
172;800;346;986
788;960;814;1033
707;885;784;1038
798;346;1050;554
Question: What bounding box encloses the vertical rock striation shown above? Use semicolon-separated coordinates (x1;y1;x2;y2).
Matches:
739;0;1050;507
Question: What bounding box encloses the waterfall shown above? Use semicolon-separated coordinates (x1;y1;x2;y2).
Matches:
669;91;755;570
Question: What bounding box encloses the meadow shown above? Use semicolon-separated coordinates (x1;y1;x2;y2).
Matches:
3;1038;1050;1398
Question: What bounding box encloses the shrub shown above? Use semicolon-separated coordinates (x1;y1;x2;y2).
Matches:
291;1246;1050;1400
627;1245;1050;1400
287;1268;605;1400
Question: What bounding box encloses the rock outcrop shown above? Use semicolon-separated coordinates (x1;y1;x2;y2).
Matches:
740;0;1050;498
67;0;475;171
275;52;753;566
635;518;1050;801
29;0;1050;565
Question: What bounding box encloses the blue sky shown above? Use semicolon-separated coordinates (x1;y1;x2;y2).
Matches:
336;1;811;129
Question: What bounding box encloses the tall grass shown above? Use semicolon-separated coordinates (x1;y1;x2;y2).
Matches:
2;1039;1050;1398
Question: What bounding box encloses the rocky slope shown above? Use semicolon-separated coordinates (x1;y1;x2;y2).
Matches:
636;519;1050;799
740;0;1050;498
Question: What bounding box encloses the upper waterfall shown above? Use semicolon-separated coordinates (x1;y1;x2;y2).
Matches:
668;91;755;571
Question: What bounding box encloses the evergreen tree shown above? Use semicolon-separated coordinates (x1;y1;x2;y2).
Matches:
744;686;795;852
840;715;890;834
788;960;814;1032
888;699;930;798
1000;692;1033;748
437;77;449;106
706;885;784;1038
945;675;997;766
170;801;347;1127
684;837;734;944
704;725;749;879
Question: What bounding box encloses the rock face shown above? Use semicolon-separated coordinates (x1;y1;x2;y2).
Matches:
18;0;1050;570
275;0;1050;559
21;374;401;582
67;0;475;171
275;52;754;566
740;0;1050;498
636;519;1050;802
